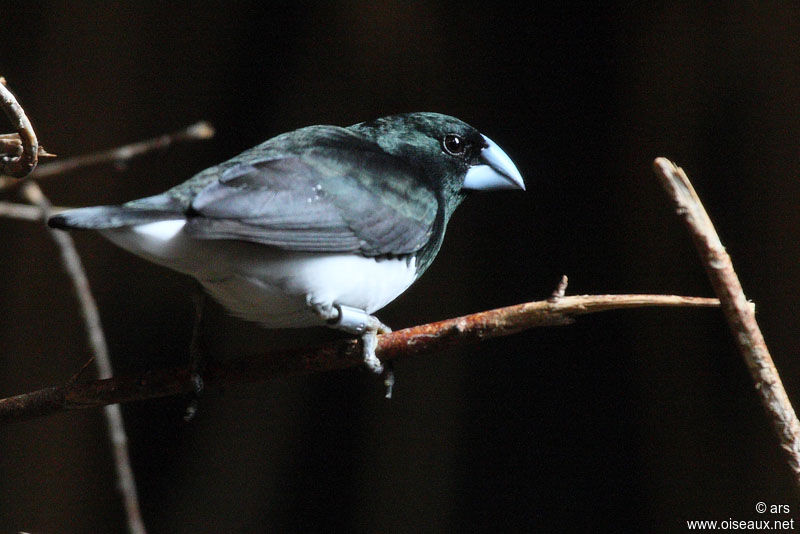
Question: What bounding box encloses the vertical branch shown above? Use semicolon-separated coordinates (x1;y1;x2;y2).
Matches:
653;158;800;485
21;181;147;534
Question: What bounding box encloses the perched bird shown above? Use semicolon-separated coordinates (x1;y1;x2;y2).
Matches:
49;112;524;376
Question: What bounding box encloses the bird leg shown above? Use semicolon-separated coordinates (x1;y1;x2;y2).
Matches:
305;294;339;323
308;298;391;376
184;290;207;421
329;304;392;375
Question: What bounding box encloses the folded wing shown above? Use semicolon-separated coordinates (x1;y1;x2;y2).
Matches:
186;139;438;257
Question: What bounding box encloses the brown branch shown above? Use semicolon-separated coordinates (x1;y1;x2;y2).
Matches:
0;200;45;220
31;120;214;179
0;120;213;190
21;182;111;376
21;181;147;534
0;77;147;532
0;85;215;532
0;294;719;424
0;78;39;177
653;158;800;486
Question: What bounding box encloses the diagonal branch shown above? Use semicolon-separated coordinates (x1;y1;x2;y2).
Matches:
1;121;212;190
0;294;719;424
31;121;215;179
20;180;147;534
0;199;45;220
653;157;800;486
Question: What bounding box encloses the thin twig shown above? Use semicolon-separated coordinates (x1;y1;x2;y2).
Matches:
67;356;96;386
0;133;55;162
653;157;800;486
0;78;38;177
31;121;215;179
0;294;719;423
0;121;212;189
0;200;45;221
21;181;147;534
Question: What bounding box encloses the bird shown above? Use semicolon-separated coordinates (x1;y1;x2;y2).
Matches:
49;112;524;380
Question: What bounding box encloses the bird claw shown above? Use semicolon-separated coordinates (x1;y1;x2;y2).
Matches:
358;313;390;375
361;329;383;374
323;303;394;393
383;361;395;399
362;328;397;398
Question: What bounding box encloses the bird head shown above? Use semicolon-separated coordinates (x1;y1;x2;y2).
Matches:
351;112;524;206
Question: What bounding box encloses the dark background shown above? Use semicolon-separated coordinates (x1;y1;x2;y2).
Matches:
2;2;799;532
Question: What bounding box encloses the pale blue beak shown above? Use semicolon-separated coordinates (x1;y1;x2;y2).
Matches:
462;134;525;191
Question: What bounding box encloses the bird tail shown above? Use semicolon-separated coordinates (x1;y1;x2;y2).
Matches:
48;206;183;230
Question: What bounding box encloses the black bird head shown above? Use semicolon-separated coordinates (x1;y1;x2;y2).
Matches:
350;112;525;217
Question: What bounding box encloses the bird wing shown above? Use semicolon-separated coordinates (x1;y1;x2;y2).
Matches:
186;132;438;257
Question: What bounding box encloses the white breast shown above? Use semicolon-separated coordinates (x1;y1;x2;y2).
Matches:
101;221;418;328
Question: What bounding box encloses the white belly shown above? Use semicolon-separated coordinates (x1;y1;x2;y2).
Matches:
101;220;418;327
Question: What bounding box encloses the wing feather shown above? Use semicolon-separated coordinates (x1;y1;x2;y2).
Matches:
185;132;438;257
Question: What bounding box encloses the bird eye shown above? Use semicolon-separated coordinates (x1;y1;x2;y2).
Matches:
442;134;466;156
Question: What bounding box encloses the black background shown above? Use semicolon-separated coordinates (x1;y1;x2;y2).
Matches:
2;3;800;532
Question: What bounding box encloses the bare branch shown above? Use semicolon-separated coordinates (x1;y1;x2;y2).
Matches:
0;78;39;177
0;294;719;424
21;181;147;534
0;121;215;212
0;84;217;533
0;200;45;221
21;183;112;377
0;77;148;533
32;121;215;179
653;157;800;486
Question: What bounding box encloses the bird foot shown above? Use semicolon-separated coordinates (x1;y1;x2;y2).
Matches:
325;303;391;335
361;328;383;374
383;361;395;399
325;303;394;394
